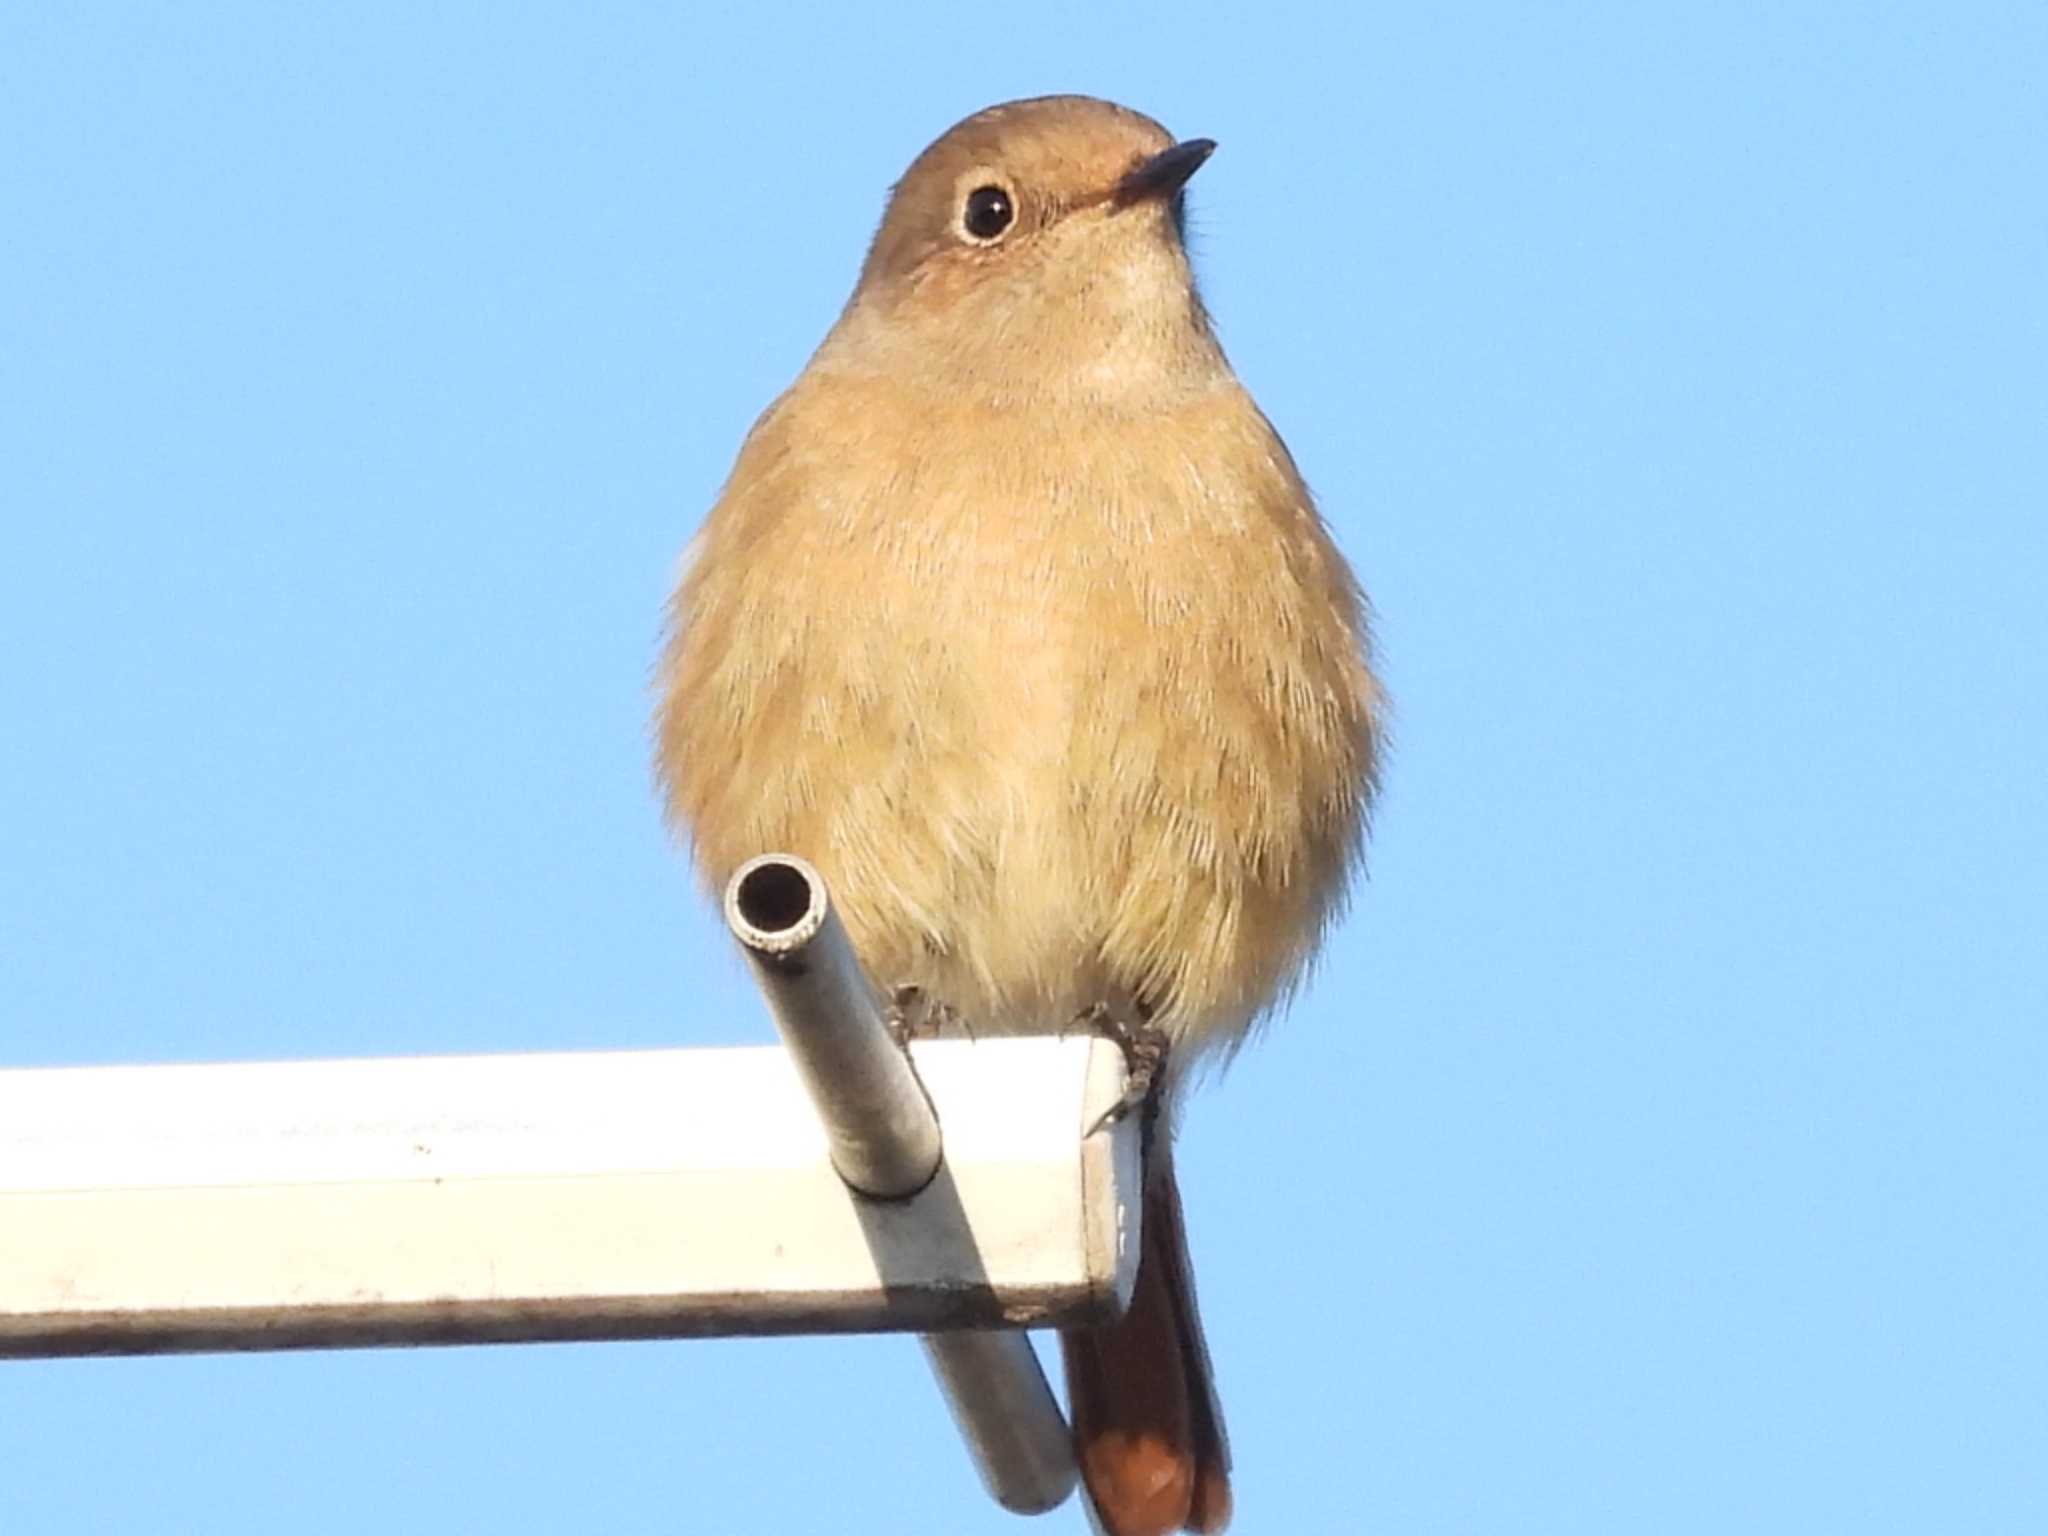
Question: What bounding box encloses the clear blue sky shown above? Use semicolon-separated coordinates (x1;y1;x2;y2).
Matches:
3;4;2043;1532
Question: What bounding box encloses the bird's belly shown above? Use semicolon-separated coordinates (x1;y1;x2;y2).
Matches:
665;400;1374;1065
871;593;1117;1033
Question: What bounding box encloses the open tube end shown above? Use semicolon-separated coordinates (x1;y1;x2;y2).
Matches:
725;854;828;954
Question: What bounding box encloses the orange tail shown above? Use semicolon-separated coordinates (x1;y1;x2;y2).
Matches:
1060;1143;1232;1536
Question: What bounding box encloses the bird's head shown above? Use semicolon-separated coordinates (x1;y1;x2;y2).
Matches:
826;96;1222;402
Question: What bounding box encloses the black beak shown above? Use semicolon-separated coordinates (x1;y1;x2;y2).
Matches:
1113;138;1217;208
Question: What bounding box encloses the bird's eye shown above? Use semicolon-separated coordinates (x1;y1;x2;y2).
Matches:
962;185;1015;241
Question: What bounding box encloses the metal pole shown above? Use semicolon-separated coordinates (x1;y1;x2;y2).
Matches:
724;854;1079;1514
920;1331;1083;1514
722;854;940;1198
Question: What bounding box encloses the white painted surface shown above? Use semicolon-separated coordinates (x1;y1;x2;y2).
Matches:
0;1037;1139;1357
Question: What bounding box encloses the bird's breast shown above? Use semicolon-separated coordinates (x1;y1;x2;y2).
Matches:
661;376;1377;1056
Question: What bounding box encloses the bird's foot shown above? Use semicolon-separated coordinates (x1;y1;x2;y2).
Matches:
1074;1001;1170;1137
885;985;970;1049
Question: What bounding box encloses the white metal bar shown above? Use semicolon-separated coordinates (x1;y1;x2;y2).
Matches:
0;1038;1139;1359
720;854;1092;1515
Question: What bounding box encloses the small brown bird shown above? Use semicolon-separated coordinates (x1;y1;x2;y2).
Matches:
657;96;1382;1536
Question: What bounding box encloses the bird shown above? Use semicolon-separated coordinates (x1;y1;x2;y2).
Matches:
656;95;1383;1536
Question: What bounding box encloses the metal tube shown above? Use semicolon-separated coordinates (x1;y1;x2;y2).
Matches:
724;854;1079;1515
724;854;940;1198
921;1331;1080;1513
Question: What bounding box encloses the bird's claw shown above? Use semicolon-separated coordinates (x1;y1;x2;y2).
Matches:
1075;1001;1169;1137
886;985;969;1049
